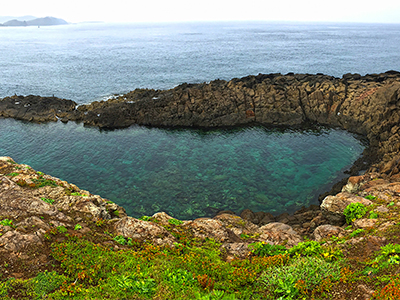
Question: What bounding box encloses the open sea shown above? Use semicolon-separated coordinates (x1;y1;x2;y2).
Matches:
1;21;398;219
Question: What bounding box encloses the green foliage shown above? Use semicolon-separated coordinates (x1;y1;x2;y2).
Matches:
74;224;82;231
113;235;134;246
164;268;197;288
248;242;287;257
388;201;395;207
6;172;19;177
41;197;55;204
31;176;58;188
195;290;237;299
0;278;15;298
288;241;322;257
373;277;400;300
261;256;342;299
343;202;367;224
36;171;44;176
71;192;88;197
57;226;68;234
349;228;365;238
116;275;156;298
365;194;377;200
29;270;67;299
0;219;14;227
168;218;184;226
139;215;152;221
369;211;379;219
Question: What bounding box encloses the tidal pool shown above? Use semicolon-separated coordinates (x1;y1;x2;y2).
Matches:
0;118;365;219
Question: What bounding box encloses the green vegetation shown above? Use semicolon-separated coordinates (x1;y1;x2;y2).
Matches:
31;176;58;188
139;216;152;221
41;197;55;205
70;192;88;197
349;228;365;238
343;202;368;224
74;224;82;231
6;172;19;177
168;218;183;226
0;219;14;227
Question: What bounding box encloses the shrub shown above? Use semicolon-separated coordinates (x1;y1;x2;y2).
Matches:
168;218;184;226
288;241;322;257
343;202;367;224
57;226;68;234
248;242;287;257
0;219;14;227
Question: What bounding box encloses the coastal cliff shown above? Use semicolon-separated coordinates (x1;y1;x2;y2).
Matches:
2;72;400;298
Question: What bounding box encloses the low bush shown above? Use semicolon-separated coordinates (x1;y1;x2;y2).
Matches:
343;202;367;224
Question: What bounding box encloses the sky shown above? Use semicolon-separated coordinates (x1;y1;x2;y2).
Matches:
1;0;400;24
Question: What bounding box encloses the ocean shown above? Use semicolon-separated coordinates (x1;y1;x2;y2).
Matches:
1;21;396;219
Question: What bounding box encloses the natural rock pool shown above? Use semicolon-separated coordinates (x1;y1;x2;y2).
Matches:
0;118;365;219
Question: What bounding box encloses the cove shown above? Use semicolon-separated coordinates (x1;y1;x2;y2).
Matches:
0;118;365;219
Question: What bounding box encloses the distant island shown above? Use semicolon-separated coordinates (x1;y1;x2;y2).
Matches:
0;16;68;27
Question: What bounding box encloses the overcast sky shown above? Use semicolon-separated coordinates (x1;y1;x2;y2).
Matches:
2;0;400;24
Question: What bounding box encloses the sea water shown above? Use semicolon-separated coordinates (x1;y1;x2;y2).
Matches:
1;21;396;218
0;118;364;219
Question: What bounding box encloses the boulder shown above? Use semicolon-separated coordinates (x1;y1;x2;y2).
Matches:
313;225;346;241
258;222;302;247
113;217;176;246
183;218;240;243
0;230;42;252
213;213;259;237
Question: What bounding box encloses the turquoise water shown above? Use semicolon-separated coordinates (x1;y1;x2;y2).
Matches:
0;118;365;219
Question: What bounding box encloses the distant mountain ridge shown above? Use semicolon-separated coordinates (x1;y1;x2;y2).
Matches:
0;16;68;27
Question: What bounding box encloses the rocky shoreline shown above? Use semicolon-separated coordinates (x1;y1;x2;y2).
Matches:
2;71;400;298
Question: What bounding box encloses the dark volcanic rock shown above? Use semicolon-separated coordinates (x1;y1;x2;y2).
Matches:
0;95;76;122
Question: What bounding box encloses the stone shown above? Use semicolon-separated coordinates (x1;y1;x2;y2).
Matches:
0;230;42;252
353;218;378;229
183;218;240;243
375;206;389;213
214;213;259;237
258;222;302;247
151;212;175;226
113;217;176;246
313;225;346;241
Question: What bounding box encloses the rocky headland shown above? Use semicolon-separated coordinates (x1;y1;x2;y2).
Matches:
1;71;400;298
